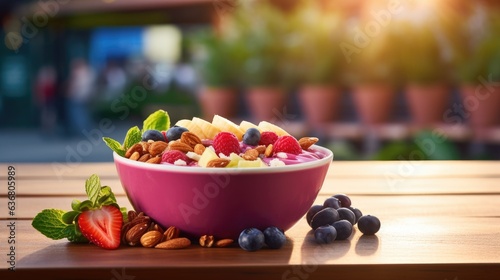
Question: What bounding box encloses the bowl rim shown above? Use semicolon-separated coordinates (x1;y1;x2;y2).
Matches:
113;145;333;174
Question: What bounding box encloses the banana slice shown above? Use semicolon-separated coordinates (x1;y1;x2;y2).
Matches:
239;120;260;133
258;121;290;136
212;115;244;140
175;119;207;140
192;117;221;140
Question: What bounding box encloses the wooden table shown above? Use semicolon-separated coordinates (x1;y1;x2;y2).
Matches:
1;161;499;279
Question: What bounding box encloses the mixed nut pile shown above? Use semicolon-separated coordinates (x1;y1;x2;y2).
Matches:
122;210;234;249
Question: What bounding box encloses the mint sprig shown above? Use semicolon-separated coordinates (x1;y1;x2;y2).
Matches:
32;174;127;242
102;109;171;156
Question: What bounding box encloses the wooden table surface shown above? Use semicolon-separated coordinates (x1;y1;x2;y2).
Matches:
1;161;499;279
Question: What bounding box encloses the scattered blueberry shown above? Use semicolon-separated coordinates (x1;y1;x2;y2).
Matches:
263;227;286;249
333;194;351;208
314;225;337;244
348;207;363;224
142;129;165;142
243;128;261;146
166;126;188;141
238;228;265;251
311;207;339;230
357;215;381;235
306;205;324;226
332;220;353;240
323;197;341;209
337;207;356;225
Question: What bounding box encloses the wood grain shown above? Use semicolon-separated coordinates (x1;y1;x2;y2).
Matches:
1;161;499;280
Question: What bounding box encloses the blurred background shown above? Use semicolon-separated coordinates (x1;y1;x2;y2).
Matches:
1;0;500;162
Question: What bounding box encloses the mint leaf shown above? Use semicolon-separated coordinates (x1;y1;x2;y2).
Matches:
103;137;125;157
98;185;117;206
71;199;81;211
32;209;68;240
142;109;170;133
78;200;93;211
63;223;88;243
85;174;100;207
123;126;142;150
61;211;80;224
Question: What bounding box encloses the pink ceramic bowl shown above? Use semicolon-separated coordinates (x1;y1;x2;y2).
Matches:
114;145;333;239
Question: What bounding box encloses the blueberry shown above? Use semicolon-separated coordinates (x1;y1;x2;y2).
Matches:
238;228;265;251
310;207;339;230
357;215;381;235
166;126;188;141
306;205;324;226
348;207;363;224
332;220;353;240
142;129;165;142
333;194;351;208
323;197;341;209
263;227;286;249
337;207;356;225
314;225;337;244
243;128;261;146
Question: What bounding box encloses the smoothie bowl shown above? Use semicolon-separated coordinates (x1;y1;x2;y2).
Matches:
107;111;333;239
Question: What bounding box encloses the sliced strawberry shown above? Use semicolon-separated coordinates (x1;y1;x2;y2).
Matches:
77;205;123;250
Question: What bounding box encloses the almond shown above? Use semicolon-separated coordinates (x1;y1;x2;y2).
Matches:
199;235;215;248
169;141;194;153
194;143;206;155
299;137;319;150
207;158;230;168
138;154;152;162
125;222;150;246
140;141;150;153
140;230;163;248
155;237;191;249
215;239;234;248
255;145;266;154
242;149;259;161
125;143;143;158
181;132;202;148
163;226;180;241
148;141;168;156
129;151;141;161
146;156;162;164
264;144;274;157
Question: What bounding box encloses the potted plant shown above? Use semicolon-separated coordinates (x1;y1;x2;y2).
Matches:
222;1;292;122
344;21;400;126
397;21;452;128
294;1;345;126
453;4;500;138
190;30;239;120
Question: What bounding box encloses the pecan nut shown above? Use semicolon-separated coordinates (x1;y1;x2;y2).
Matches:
181;132;202;148
199;235;215;248
163;226;180;241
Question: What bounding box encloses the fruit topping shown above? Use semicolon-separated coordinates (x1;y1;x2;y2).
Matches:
166;126;188;142
258;131;278;146
273;135;302;155
242;128;261;146
212;132;240;157
142;129;166;142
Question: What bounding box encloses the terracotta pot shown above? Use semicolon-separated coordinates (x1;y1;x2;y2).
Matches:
298;85;343;125
245;87;287;122
460;84;500;128
198;87;238;120
405;83;451;127
351;84;397;125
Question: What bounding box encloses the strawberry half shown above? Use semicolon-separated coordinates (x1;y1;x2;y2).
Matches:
78;205;123;250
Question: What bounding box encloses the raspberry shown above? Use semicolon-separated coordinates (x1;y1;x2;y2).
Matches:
161;150;189;164
273;135;302;155
213;132;240;156
259;131;278;146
